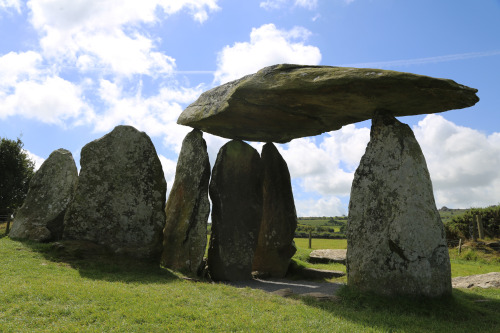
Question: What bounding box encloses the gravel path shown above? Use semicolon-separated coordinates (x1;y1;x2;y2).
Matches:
226;278;344;295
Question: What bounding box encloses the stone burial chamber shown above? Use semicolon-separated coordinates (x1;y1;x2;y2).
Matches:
174;64;479;295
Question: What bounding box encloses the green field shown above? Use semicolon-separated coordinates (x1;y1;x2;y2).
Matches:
2;222;500;332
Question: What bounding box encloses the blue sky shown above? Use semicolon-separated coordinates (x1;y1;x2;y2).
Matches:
1;0;499;216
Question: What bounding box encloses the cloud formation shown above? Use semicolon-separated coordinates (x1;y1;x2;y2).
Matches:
260;0;318;10
214;23;321;84
28;0;219;76
414;114;500;209
0;0;20;12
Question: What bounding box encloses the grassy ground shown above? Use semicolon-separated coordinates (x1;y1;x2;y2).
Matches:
2;224;500;332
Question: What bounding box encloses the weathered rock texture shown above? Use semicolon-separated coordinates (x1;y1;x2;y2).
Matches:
309;249;347;265
208;140;263;281
347;112;452;297
9;149;78;242
252;143;297;277
63;126;166;260
161;129;211;274
452;272;500;289
178;64;479;143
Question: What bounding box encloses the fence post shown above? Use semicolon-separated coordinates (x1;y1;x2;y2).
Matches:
308;230;312;249
458;238;462;255
471;218;478;242
476;214;484;240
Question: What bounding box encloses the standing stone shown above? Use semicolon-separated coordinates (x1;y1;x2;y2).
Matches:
9;149;78;242
63;126;166;260
347;111;452;297
161;129;211;274
252;143;297;277
208;140;263;281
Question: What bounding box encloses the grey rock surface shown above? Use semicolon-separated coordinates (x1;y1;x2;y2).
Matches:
252;143;297;277
161;129;211;274
347;111;452;297
452;272;500;289
9;149;78;242
63;126;166;260
208;140;263;281
309;249;347;264
178;64;479;143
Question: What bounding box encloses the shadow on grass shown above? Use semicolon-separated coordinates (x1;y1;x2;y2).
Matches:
22;239;180;285
299;285;500;333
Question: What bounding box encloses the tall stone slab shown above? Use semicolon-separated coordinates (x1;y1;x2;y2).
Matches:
252;143;297;277
208;140;263;281
9;149;78;242
161;129;211;274
347;111;452;297
63;126;166;260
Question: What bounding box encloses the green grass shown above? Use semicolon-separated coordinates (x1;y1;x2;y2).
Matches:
294;238;347;250
2;224;500;332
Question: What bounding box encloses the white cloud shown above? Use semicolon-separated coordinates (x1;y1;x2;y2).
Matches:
28;0;219;76
295;196;346;217
0;51;43;89
159;154;177;198
25;150;45;171
94;79;203;152
279;125;370;197
413;114;500;209
260;0;318;10
0;76;92;126
294;0;318;10
214;23;321;84
0;0;20;12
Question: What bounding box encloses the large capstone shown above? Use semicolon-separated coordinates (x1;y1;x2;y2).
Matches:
63;126;166;260
178;64;479;143
161;129;211;274
347;111;452;297
252;143;297;277
9;149;78;242
208;140;263;281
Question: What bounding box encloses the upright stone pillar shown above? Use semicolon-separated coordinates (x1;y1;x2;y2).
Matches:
63;126;166;260
252;143;297;277
9;149;78;242
347;111;452;297
161;129;211;274
208;140;263;281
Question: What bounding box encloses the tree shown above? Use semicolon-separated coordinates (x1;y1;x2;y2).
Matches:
0;137;35;217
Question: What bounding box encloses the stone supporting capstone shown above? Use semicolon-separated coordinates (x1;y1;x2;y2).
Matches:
252;142;297;277
161;129;211;275
208;140;263;281
9;148;78;242
63;125;166;260
346;111;452;297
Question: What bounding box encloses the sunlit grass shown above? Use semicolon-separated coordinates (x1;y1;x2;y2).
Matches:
2;228;500;332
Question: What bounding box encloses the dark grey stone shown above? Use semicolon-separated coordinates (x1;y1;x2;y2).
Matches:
208;140;263;281
161;129;211;274
252;142;297;277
